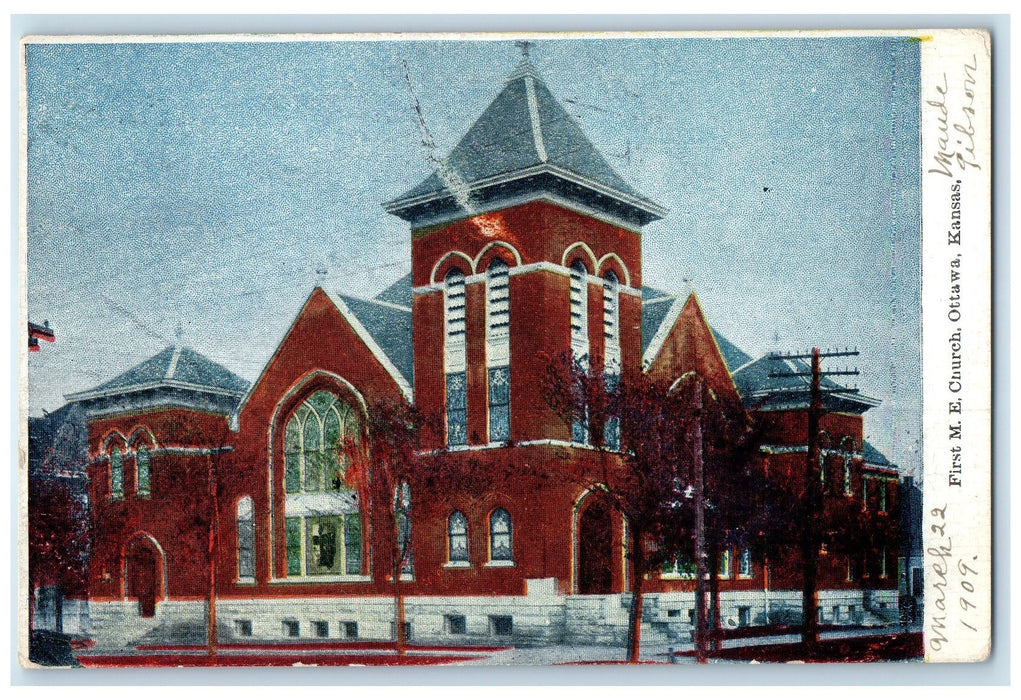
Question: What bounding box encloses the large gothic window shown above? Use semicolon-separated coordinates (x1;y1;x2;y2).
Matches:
282;390;363;577
284;390;359;494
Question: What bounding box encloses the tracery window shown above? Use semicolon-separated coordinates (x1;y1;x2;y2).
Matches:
446;372;468;447
282;390;363;577
284;390;360;494
489;508;513;563
447;511;469;564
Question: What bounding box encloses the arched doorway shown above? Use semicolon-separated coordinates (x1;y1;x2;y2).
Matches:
124;536;163;618
577;498;615;594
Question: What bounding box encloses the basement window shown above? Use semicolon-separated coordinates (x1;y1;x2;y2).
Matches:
445;614;467;635
489;615;513;636
282;620;300;638
312;620;329;638
342;621;359;639
234;619;253;637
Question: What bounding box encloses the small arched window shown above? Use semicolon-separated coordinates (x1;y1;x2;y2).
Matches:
489;508;513;563
237;496;255;581
447;511;469;564
136;445;151;498
110;448;124;500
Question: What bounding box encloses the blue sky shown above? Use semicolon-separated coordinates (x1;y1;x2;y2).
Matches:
25;36;921;472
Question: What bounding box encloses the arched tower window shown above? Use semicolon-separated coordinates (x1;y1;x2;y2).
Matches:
237;496;255;581
602;270;620;369
444;268;468;446
395;482;413;576
569;260;590;444
447;511;469;564
110;448;124;500
486;259;511;443
282;390;363;578
569;260;589;357
136;445;151;498
489;508;513;564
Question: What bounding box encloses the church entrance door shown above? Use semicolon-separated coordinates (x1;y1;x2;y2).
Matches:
126;543;159;617
578;499;614;594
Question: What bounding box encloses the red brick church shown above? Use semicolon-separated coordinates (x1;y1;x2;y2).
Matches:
50;56;900;647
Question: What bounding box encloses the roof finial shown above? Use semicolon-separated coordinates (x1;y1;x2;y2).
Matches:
174;319;184;344
515;39;533;60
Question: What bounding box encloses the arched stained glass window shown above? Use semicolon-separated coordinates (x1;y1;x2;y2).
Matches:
283;390;360;495
136;445;151;497
110;448;123;500
489;508;513;563
448;511;469;564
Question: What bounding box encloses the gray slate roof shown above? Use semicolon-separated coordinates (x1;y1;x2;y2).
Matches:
76;346;249;398
337;286;414;387
862;440;893;466
384;59;665;227
731;354;878;414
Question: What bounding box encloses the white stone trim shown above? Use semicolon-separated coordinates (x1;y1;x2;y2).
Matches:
268;575;372;585
524;76;548;163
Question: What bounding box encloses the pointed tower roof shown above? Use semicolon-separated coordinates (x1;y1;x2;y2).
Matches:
383;57;667;231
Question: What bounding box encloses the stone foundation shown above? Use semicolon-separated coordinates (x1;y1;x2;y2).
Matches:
79;581;899;649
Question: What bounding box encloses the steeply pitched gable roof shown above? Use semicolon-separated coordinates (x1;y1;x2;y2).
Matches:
384;59;666;229
640;286;751;374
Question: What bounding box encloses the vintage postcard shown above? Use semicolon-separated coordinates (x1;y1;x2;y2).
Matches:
19;29;991;668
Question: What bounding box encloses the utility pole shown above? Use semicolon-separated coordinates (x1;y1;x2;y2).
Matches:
769;347;859;654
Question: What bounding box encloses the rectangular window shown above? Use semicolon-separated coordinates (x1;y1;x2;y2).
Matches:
307;516;342;575
238;518;255;579
662;556;696;579
488;366;511;443
285;517;302;576
879;480;888;512
446;372;467;446
312;620;329;638
282;620;300;638
489;615;513;636
342;621;358;639
880;547;888;578
444;614;466;635
234;619;253;637
344;514;362;575
843;458;853;495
